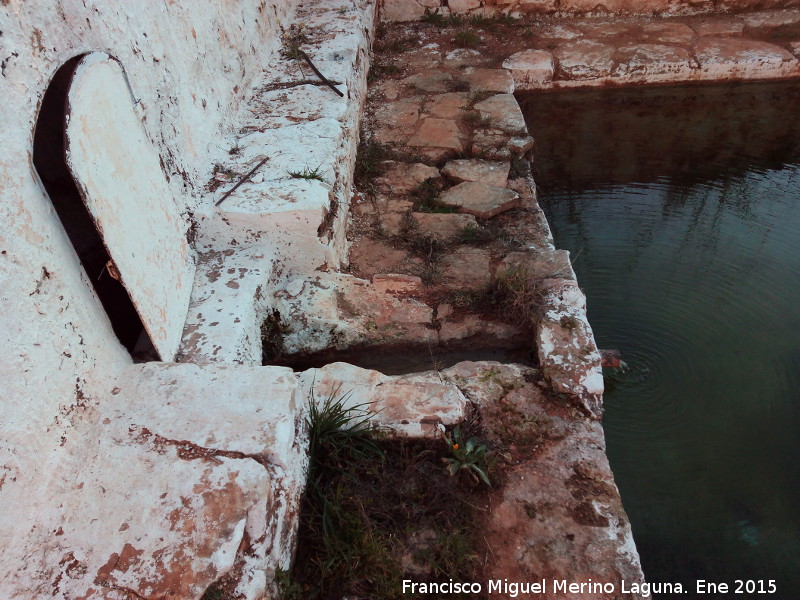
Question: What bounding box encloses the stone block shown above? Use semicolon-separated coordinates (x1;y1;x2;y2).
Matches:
438;181;521;218
463;67;515;93
442;158;511;187
503;50;555;88
695;38;799;80
473;93;529;136
554;39;615;80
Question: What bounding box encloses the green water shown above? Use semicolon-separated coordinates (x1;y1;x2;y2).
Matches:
520;82;800;598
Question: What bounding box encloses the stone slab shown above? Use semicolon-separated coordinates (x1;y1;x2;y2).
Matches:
438;181;521;218
407;118;465;150
472;93;529;136
411;212;478;241
442;158;511;187
65;53;195;361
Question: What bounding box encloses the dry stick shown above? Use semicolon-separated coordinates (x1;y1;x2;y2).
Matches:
300;50;344;97
215;157;269;207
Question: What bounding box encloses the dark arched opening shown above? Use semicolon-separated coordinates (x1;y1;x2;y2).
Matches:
33;56;158;360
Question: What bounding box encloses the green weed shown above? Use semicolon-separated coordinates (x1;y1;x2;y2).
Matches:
287;165;324;181
454;29;481;48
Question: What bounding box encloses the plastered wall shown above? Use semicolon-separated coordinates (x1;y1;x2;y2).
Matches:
0;0;295;558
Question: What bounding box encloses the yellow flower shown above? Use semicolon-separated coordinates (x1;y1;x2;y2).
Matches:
453;443;459;450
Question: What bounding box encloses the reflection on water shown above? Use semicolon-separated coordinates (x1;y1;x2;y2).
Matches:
520;82;800;599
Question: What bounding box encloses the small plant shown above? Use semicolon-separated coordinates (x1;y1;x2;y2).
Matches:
288;165;324;181
421;8;463;27
442;425;491;486
461;109;494;129
411;179;457;213
306;386;382;473
457;223;496;245
261;309;289;363
354;138;390;190
454;29;481;48
281;23;310;60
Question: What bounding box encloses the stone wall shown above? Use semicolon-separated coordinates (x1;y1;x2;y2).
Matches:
0;0;295;593
380;0;800;21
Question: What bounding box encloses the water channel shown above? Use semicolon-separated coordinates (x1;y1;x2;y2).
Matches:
520;82;800;598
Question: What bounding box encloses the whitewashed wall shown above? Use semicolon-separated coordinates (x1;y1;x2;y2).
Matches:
0;0;294;567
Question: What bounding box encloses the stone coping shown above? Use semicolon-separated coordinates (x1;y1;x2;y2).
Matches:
505;10;800;89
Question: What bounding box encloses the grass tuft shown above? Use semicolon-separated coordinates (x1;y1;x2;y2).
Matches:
454;29;481;48
354;138;391;191
288;165;324;181
449;265;540;328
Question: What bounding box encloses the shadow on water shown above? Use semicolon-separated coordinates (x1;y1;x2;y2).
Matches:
520;81;800;599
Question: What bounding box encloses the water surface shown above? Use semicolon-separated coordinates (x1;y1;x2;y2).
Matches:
520;82;800;598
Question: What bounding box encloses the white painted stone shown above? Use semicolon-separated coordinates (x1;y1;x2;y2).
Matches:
536;280;604;418
66;53;195;361
503;49;555;88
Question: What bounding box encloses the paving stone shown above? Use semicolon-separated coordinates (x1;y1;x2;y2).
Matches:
502;49;555;88
411;212;478;241
423;92;471;119
442;158;511;187
614;44;695;79
442;247;493;287
463;67;515;93
554;39;615;80
695;38;798;79
408;118;465;150
349;238;413;278
692;18;745;37
438;181;521;218
641;22;696;45
377;161;441;194
402;69;454;93
472;93;528;136
375;80;403;100
372;273;423;294
374;99;421;129
471;130;512;158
